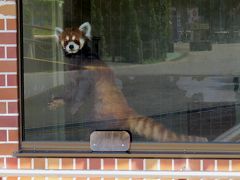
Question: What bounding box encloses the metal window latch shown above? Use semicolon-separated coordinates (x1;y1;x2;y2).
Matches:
90;131;131;152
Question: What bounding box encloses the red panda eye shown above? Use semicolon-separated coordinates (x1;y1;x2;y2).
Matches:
64;41;68;46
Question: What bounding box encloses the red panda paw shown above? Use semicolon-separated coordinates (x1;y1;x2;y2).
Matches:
48;98;65;110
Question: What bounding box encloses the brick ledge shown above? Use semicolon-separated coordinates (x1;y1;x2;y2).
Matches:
0;169;240;178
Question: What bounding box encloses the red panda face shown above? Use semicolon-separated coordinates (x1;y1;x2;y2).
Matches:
55;22;92;54
59;28;85;54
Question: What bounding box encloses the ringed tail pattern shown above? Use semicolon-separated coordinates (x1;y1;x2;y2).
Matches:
127;115;208;142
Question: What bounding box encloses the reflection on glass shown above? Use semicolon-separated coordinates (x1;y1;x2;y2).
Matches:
23;0;240;143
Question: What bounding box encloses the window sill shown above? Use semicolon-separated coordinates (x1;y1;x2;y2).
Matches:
16;141;240;158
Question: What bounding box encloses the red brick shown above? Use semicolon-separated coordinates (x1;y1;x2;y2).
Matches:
89;178;100;180
0;158;4;168
132;159;143;170
6;157;18;169
232;160;240;171
7;47;16;58
103;158;115;170
0;74;5;86
160;159;172;171
0;47;5;58
20;177;31;180
48;178;60;180
76;178;87;180
48;158;59;169
89;158;101;170
8;101;18;113
20;158;31;169
76;158;87;170
7;177;18;180
0;130;7;141
174;159;186;171
6;19;16;30
0;116;18;127
0;33;16;44
62;177;73;180
189;159;201;171
0;61;17;72
8;130;18;141
117;159;129;170
0;19;4;30
218;160;229;171
145;159;158;170
34;158;45;169
0;102;6;113
7;74;17;86
33;177;45;180
0;144;18;155
203;159;215;171
0;88;18;100
0;4;16;16
62;158;73;169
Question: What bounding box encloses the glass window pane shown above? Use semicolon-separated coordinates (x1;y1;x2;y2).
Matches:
22;0;240;144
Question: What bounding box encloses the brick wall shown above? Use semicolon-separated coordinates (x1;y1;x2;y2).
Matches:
0;0;19;173
0;0;240;180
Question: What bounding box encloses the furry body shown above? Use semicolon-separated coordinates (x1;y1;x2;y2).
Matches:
50;23;207;142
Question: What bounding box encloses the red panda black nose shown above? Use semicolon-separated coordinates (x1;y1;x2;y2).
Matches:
69;45;74;50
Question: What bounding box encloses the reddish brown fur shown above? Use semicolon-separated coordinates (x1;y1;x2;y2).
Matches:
56;29;208;143
84;63;207;142
58;28;85;46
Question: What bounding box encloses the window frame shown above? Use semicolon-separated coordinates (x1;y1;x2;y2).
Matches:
17;0;240;158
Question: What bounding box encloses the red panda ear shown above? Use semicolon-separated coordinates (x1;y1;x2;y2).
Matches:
79;22;92;40
55;27;63;41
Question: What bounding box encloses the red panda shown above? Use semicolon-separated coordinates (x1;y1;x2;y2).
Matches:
50;22;207;142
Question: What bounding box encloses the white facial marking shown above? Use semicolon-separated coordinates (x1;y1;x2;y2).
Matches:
55;27;63;41
80;38;85;49
65;41;80;54
79;22;92;40
66;36;69;41
72;35;76;40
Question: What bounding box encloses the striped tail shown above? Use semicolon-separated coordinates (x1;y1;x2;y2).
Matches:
127;115;208;142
